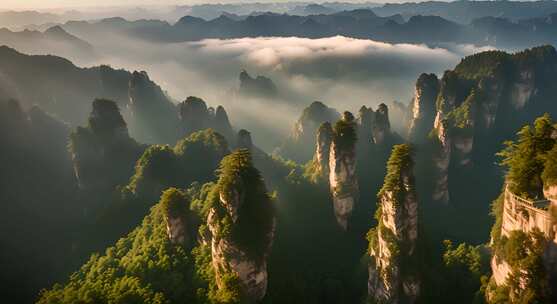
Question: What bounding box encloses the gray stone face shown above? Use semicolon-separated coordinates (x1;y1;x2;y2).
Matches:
369;160;419;304
207;171;275;302
373;103;391;145
329;114;358;231
315;122;333;180
407;73;439;143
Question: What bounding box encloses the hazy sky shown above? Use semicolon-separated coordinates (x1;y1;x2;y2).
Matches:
0;0;187;9
0;0;408;10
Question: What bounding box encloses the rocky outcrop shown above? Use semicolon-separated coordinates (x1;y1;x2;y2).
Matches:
420;47;557;205
357;106;374;147
239;70;278;99
431;115;451;204
373;103;391;145
280;101;340;163
161;188;193;247
237;129;254;150
315;122;334;179
179;96;211;136
407;73;439;143
329;112;359;230
368;144;419;304
214;105;235;143
70;99;143;193
488;185;557;301
207;150;275;302
178;97;235;143
128;71;179;144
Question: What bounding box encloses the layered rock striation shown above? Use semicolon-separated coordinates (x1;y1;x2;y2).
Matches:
207;149;275;301
414;46;557;204
407;73;439;143
368;144;420;304
329;111;359;230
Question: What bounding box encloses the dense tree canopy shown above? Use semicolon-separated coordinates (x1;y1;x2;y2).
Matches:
498;114;556;198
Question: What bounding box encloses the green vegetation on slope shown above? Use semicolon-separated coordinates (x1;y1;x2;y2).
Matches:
37;198;196;304
497;114;557;199
212;149;275;262
486;230;550;304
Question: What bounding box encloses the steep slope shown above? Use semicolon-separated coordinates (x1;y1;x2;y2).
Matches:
37;188;199;304
279;101;340;163
410;46;557;205
178;96;235;144
329;112;359;230
69;99;144;201
207;149;276;301
0;26;97;64
367;144;420;303
486;115;557;303
0;99;79;303
0;47;180;143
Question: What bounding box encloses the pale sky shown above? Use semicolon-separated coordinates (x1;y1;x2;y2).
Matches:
0;0;392;10
0;0;191;10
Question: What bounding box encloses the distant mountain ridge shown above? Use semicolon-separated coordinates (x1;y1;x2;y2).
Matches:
0;26;97;63
59;8;557;49
373;0;557;24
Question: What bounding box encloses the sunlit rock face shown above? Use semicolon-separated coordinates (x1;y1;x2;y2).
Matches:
128;71;178;143
407;73;439;143
489;186;557;296
315;122;334;179
373;103;391;145
280;101;340;163
418;46;557;205
432;114;451;204
207;151;275;302
161;188;195;249
369;145;419;304
329;112;359;230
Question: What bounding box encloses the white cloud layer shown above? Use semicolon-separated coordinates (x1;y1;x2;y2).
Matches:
51;33;494;148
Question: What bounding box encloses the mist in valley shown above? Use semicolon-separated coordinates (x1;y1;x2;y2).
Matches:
43;29;493;150
5;2;557;303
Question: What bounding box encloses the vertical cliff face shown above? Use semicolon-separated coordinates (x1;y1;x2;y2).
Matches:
329;112;359;230
407;73;439;143
432;115;451;204
237;129;254;150
207;150;275;302
179;96;211;136
70;99;142;193
315;122;334;180
487;187;557;303
486;116;557;303
214;105;235;143
368;144;419;304
373;104;391;145
280;101;340;163
160;188;193;247
178;97;235;143
128;71;178;144
358;106;374;146
422;47;557;206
